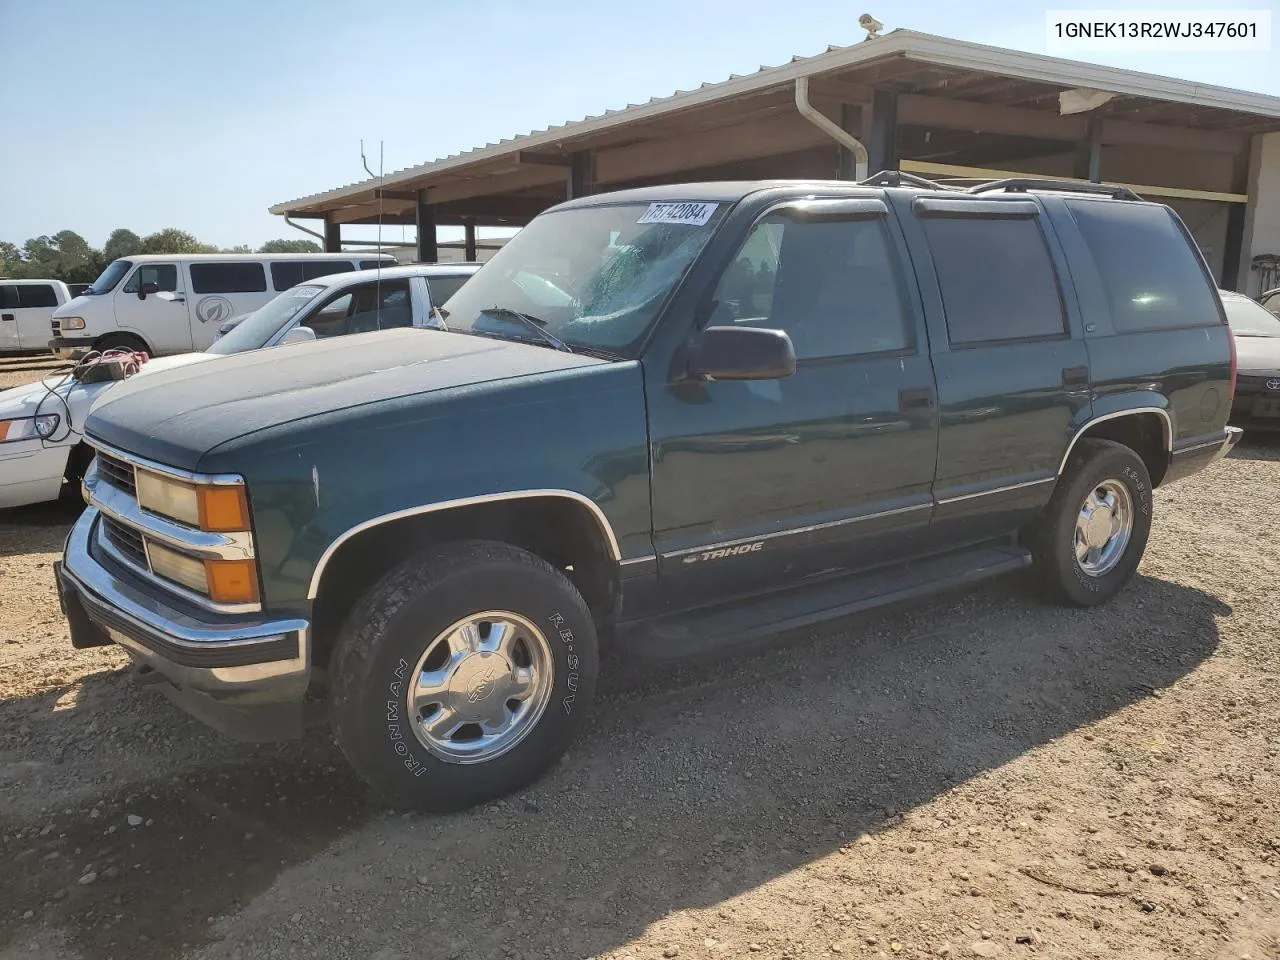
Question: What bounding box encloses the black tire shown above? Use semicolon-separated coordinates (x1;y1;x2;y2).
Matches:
1029;438;1153;607
93;333;150;355
329;540;598;811
58;443;94;510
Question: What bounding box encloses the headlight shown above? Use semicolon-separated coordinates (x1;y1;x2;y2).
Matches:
135;470;251;532
147;541;260;604
0;415;59;443
59;317;86;330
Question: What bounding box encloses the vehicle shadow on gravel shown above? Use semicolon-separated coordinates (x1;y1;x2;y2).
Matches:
0;572;1229;960
0;502;80;554
1228;434;1280;462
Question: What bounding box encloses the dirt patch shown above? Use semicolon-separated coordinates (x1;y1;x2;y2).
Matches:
0;438;1277;960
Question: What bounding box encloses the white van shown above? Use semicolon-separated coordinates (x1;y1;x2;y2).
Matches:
49;253;395;357
0;279;72;353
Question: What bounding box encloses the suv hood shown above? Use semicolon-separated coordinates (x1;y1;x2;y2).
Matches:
85;329;605;469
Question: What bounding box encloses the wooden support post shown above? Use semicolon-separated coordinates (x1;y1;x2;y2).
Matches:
416;190;437;263
568;151;594;200
1074;117;1103;182
1221;148;1253;291
838;103;864;180
866;90;898;175
323;217;341;253
464;220;477;262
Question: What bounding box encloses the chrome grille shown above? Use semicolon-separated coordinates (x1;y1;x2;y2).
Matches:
103;516;148;569
95;452;137;497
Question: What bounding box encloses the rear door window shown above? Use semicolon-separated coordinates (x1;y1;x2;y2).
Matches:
920;213;1066;346
17;284;58;308
0;285;18;310
190;262;268;294
1064;199;1221;331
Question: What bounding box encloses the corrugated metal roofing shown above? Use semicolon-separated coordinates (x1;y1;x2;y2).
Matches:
271;28;1280;215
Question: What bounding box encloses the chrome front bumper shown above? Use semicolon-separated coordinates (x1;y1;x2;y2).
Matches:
57;506;311;741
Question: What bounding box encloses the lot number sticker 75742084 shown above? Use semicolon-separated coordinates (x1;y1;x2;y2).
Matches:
636;202;719;226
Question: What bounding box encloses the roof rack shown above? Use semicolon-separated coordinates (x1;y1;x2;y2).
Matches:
859;170;952;191
967;178;1142;202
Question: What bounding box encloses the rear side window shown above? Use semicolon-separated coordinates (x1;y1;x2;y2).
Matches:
17;284;58;308
190;262;268;294
921;215;1065;345
427;274;469;305
123;264;178;293
1065;200;1221;332
360;259;393;270
270;260;356;290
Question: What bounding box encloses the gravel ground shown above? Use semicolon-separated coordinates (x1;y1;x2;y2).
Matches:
0;360;1276;959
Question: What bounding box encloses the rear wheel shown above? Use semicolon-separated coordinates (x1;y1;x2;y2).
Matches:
1030;438;1153;607
329;540;598;811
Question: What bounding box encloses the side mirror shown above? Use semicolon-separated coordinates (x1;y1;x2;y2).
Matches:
279;325;317;346
138;281;158;300
685;325;796;381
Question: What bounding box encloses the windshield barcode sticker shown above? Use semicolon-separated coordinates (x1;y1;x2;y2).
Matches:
637;202;718;226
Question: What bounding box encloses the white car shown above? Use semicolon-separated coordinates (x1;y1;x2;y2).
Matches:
0;263;479;509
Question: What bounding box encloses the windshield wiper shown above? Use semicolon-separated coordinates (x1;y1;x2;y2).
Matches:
430;306;451;332
479;306;574;354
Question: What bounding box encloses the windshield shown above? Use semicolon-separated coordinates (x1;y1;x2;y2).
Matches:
207;284;326;354
85;259;133;295
1223;295;1280;338
439;201;727;357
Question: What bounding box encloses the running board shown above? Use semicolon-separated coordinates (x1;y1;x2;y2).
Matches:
625;543;1032;660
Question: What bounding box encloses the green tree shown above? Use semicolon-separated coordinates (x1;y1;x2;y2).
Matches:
259;238;321;253
222;244;253;254
103;228;142;261
0;241;23;276
52;229;93;266
141;228;216;254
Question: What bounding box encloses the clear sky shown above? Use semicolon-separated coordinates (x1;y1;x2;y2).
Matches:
1;0;1277;250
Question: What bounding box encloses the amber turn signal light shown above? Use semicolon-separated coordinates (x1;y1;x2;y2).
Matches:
198;486;251;533
205;559;260;605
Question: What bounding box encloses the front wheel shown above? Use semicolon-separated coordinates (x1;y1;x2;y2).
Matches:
329;540;598;811
1029;438;1153;607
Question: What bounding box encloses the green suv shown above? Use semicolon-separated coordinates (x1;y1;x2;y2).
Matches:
56;178;1240;810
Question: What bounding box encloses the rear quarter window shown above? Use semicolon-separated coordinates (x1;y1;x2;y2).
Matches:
190;262;268;294
1065;200;1221;332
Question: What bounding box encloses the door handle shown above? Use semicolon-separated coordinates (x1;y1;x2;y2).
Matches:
898;386;935;413
1;314;13;321
171;296;186;303
1062;365;1089;387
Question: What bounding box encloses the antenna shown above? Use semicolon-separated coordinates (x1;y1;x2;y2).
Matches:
360;139;386;328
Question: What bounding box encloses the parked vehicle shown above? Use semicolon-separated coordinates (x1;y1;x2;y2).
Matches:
57;179;1239;811
0;279;72;353
1260;287;1279;318
211;262;479;341
1222;289;1280;431
48;253;396;358
1;264;477;510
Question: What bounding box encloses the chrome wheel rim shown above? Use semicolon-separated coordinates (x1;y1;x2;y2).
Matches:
1074;479;1134;577
406;610;554;764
